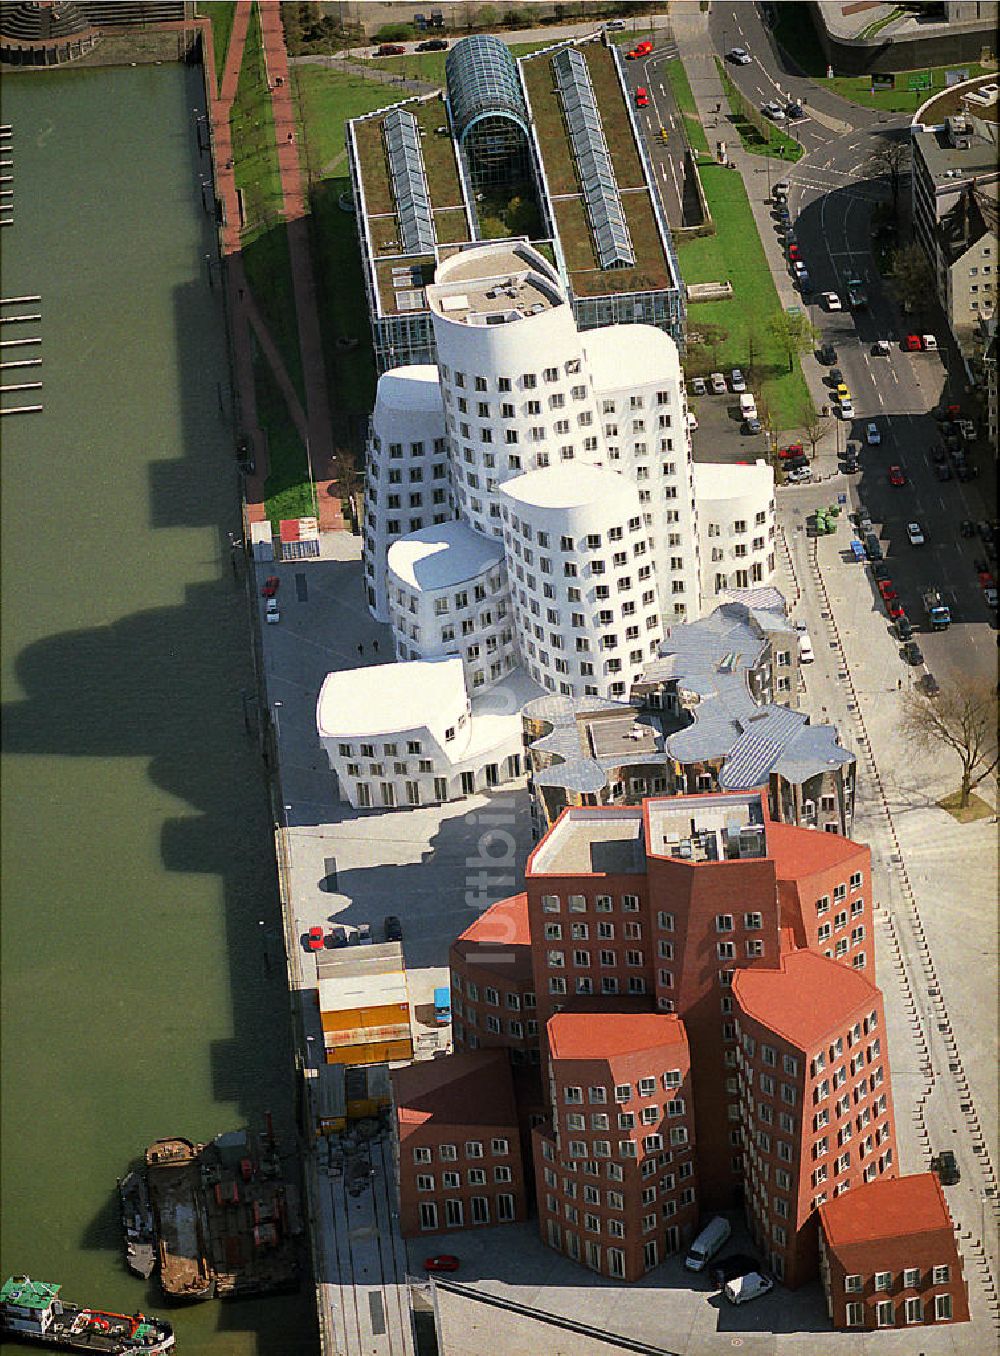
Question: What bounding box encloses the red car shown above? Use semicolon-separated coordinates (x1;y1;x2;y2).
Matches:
261;575;280;597
977;571;994;588
424;1255;460;1273
627;39;653;58
778;442;804;459
877;580;897;601
635;86;649;107
787;244;801;262
887;600;906;620
377;43;405;55
888;465;907;487
305;926;324;952
903;334;923;352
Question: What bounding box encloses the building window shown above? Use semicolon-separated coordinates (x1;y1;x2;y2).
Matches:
904;1297;923;1324
876;1300;894;1327
934;1293;952;1321
845;1301;863;1327
844;1274;862;1293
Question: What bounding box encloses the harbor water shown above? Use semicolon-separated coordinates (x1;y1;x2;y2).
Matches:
0;65;317;1354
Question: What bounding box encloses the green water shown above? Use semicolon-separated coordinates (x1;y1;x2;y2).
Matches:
0;66;316;1355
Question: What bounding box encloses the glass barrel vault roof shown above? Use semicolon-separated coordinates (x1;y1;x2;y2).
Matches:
383;107;437;255
552;47;634;270
445;33;530;143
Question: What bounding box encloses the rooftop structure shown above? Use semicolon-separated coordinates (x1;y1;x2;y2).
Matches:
386;519;504;592
345;32;683;373
547;1009;686;1060
732;946;881;1050
529;805;647;875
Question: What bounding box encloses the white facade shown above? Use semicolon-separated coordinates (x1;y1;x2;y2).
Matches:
499;463;662;701
363;365;450;623
584;324;700;622
426;241;605;540
316;658;527;809
386;520;518;691
692;461;776;602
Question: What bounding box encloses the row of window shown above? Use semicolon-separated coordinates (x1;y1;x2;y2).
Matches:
452;975;535;1007
843;1294;953;1326
417;1194;515;1230
845;1264;951;1293
562;1073;682;1104
412;1138;510;1163
369;436;448;459
563;1100;685;1131
416;1166;512;1190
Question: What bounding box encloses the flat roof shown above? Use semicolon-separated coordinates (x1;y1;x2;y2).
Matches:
316;657;466;738
529;806;647;876
733;949;879;1052
692;459;774;499
387;520;503;591
819;1173;952;1248
375;364;444;412
912;124;1000;188
499;462;639;511
583;323;680;392
548;1011;687;1060
315;941;404;982
318;968;408;1013
393;1048;517;1134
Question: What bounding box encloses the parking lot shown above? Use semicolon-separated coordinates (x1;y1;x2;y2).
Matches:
687;370;774;466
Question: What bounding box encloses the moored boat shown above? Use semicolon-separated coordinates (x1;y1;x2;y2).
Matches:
0;1276;174;1354
118;1169;156;1280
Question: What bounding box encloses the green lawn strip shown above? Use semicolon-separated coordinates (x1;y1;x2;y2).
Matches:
241;223;304;408
665;58;710;155
359;40;549;86
292;65;407;180
714;57;803;162
676;164;812;428
231;2;284;236
203;0;234;93
256;349;316;530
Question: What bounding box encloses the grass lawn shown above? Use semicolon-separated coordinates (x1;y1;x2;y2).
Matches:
292;64;409;180
676;164;813;428
714;57;803;162
937;790;996;823
773;3;994;111
202;0;234;92
256;350;317;530
241;223;303;406
362;39;549;85
665;57;710;155
231;2;283;235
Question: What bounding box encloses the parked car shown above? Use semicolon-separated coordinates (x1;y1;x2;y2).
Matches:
424;1255;460;1273
887;599;906;621
841;454;860;474
829;368;845;388
787;243;802;262
762;101;787;121
792;259;807;277
383;915;403;942
797;270;812;293
799;633;815;662
690;375;707;396
261;575;280;597
727;46;752;64
839;399;854;418
878;579;897;602
895;615;913;641
906;521;925;546
932;1150;960;1185
903;640;924;665
786;466;812;483
818;343;837;365
772;180;790;199
822;291;842;310
416;38;448;50
743;416;762;434
778;442;805;459
835;382;850;402
903;334;923;351
865;421;881;445
785;100;805;119
265;597;280;624
376;43;406;55
888;465;907;487
960;519;978;538
985;586;998;610
305;926;325;952
871;561;890;582
730;367;746;392
920;672;941;697
725;1271;774;1306
872;338;891;355
635;86;650;107
710;371;727;395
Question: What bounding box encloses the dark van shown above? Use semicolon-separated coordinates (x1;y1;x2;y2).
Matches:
864;532;883;561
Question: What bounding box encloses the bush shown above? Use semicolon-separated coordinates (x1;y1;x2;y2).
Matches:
374;22;416;42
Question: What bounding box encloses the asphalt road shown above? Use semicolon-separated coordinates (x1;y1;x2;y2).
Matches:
619;37;695;231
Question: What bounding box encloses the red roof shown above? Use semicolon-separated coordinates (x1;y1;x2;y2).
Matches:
767;821;865;880
456;892;530;946
548;1011;688;1060
732;949;879;1050
819;1173;953;1247
393;1049;517;1137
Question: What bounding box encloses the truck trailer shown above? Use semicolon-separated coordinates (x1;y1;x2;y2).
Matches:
922;587;951;630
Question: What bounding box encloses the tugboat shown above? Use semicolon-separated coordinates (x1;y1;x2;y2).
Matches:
118;1169;156;1279
0;1276;174;1353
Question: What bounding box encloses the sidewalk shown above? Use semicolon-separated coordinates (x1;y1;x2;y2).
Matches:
671;7;843;467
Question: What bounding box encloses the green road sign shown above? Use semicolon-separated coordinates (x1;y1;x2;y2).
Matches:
907;73;932;91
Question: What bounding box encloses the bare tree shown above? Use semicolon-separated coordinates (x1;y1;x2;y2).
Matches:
331;447;364;517
900;678;999;809
890;241;935;315
799;410;831;456
867;135;910;218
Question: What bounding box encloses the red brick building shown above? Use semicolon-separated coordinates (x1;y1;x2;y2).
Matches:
392;1048;528;1237
524;790;871;1208
818;1174;970;1329
533;1011;698;1280
732;948;897;1286
450;893;538;1066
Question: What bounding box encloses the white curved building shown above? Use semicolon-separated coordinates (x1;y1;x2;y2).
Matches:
316;657;526;809
583;324;700;622
426;241;604;540
386;520;518;691
363;365;451;622
692;460;776;601
499;463;662;700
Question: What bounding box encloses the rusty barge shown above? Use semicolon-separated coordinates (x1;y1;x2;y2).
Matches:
139;1120;301;1302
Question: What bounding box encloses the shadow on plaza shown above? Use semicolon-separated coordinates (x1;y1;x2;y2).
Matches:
2;62;316;1353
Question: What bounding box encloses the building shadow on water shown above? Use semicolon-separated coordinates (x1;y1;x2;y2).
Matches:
1;62;315;1353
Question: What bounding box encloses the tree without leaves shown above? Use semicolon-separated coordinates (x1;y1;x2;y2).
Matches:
867;136;910;218
799;410;831;455
890;241;935;315
900;677;999;809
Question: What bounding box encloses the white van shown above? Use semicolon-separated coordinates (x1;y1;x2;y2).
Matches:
684;1216;732;1271
739;393;757;420
921;334;938;351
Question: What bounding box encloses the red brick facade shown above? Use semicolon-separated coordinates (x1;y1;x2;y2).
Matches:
818;1175;970;1329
